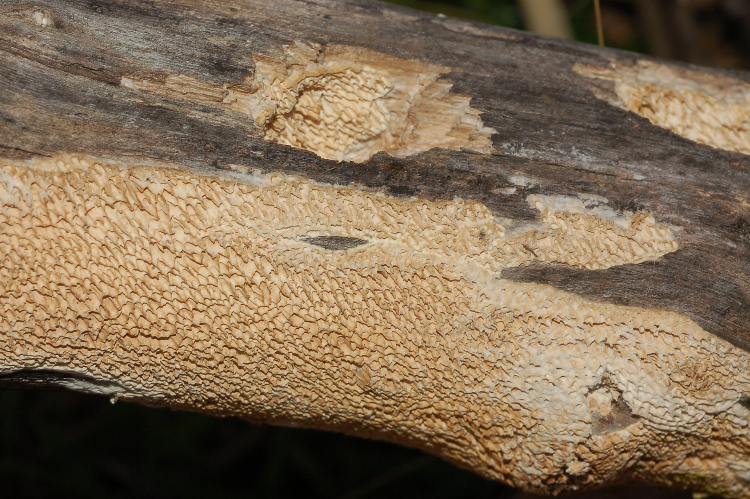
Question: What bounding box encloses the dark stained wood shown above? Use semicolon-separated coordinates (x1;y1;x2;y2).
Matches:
1;0;749;350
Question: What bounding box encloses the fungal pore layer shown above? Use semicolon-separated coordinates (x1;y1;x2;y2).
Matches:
2;154;750;496
121;42;495;162
575;60;750;155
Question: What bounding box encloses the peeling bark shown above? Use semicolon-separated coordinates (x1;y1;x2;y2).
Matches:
1;0;750;496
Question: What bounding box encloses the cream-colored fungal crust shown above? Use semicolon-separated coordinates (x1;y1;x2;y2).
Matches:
121;43;495;162
1;155;749;496
520;194;677;270
575;60;750;155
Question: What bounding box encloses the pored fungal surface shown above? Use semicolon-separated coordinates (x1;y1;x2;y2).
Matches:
576;60;750;155
1;154;749;496
121;43;495;162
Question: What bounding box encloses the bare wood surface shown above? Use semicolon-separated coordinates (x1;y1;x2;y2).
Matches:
1;0;750;496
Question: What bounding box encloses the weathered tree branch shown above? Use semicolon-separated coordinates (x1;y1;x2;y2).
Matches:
1;0;749;496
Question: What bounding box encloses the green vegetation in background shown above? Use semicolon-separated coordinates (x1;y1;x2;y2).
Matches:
567;0;646;53
381;0;647;55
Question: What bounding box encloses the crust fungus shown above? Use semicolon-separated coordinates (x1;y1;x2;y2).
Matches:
575;60;750;155
121;43;495;162
3;1;750;495
1;153;749;496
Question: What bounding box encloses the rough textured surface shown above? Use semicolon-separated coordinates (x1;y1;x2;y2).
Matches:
2;0;750;496
576;60;750;155
123;42;494;162
1;154;749;496
2;0;749;351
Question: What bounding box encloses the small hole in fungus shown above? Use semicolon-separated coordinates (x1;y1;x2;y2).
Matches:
302;235;368;251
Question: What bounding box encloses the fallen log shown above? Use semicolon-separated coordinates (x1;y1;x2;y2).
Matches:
1;0;750;495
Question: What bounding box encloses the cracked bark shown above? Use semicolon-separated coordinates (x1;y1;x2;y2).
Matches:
1;0;750;496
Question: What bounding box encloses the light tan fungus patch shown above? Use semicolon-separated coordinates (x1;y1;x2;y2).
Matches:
575;60;750;155
1;154;750;496
121;42;495;161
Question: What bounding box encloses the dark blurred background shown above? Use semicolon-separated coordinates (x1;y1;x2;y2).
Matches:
385;0;750;68
0;389;694;499
3;1;746;498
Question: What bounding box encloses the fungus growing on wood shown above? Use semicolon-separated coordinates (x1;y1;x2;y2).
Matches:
1;154;749;495
122;43;495;162
2;0;750;496
576;60;750;155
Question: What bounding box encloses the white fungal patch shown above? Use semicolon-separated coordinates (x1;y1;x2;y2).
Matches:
530;194;626;228
53;377;125;396
508;175;538;188
31;10;51;28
